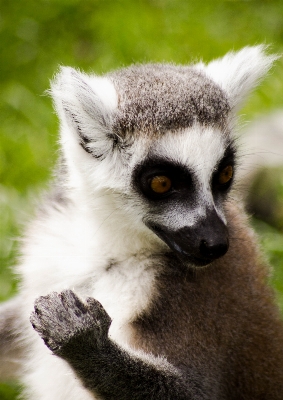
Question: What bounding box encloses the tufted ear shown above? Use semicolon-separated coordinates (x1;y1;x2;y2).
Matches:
197;45;279;111
51;67;118;159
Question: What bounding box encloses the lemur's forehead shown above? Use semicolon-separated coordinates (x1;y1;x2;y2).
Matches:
149;126;229;176
108;64;230;136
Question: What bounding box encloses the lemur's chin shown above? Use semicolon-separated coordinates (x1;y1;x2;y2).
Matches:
176;253;214;267
163;238;214;267
160;235;213;266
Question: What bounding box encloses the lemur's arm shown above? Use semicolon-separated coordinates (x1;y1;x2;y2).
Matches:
30;290;204;400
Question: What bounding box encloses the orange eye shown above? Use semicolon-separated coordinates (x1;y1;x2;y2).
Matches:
219;165;233;185
150;175;172;194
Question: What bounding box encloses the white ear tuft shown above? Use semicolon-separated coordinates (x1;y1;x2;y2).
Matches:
50;67;118;158
197;45;279;110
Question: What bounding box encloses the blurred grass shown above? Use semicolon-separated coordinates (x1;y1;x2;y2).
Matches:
1;0;283;397
252;219;283;311
0;383;21;400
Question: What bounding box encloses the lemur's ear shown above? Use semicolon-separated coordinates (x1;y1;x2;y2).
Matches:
197;46;279;111
51;67;118;159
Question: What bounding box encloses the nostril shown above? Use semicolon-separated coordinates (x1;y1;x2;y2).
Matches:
199;239;229;260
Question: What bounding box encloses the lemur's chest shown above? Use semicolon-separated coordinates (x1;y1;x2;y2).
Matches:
74;253;160;346
75;252;229;367
127;265;230;368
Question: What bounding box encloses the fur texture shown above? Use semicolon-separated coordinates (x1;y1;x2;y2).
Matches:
0;297;23;380
1;45;283;399
110;64;230;134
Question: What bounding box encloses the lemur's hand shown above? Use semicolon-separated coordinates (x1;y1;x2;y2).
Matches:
30;291;192;400
30;290;112;355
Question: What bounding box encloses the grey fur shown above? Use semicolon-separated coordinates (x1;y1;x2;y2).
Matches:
0;296;24;380
109;64;230;135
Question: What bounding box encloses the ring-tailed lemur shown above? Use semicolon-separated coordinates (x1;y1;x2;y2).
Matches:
1;46;283;399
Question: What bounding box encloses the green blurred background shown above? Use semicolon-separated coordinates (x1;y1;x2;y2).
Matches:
1;0;283;397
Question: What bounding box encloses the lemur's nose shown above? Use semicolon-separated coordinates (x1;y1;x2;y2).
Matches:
199;238;229;260
147;208;229;266
169;207;229;264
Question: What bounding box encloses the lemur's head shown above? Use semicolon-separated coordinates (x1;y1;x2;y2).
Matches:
51;46;276;266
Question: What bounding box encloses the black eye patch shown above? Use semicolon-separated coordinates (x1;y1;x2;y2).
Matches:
133;157;194;201
212;144;236;192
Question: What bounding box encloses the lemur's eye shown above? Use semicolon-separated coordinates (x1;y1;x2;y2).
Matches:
150;176;172;194
218;165;233;185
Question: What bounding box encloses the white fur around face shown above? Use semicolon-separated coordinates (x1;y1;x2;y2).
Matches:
130;124;230;231
154;125;227;192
